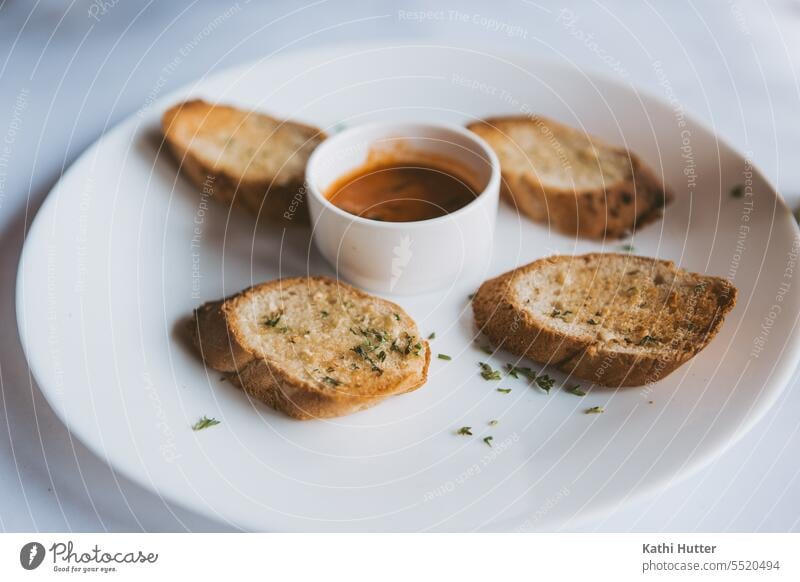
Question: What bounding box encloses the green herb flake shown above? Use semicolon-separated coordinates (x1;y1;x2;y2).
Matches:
505;364;553;392
585;406;605;415
488;419;498;426
393;313;401;321
437;353;452;361
638;335;658;346
263;311;283;327
730;184;744;198
496;388;512;394
535;374;555;394
483;436;494;447
352;344;383;375
389;332;422;357
566;384;587;397
550;308;573;321
192;416;220;431
479;362;502;381
587;318;599;325
457;426;473;436
619;244;635;253
320;310;329;318
506;364;536;381
428;332;436;340
322;376;341;386
468;293;475;300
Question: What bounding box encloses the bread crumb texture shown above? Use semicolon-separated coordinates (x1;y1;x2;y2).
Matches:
162;100;326;220
473;254;736;387
467;116;672;239
193;277;429;419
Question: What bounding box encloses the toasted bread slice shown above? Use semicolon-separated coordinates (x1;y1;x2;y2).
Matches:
162;100;326;223
473;254;736;386
467;116;671;239
192;277;430;419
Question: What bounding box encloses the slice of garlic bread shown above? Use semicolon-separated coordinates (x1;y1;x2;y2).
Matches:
473;254;736;386
467;116;671;239
192;277;430;419
162;100;326;222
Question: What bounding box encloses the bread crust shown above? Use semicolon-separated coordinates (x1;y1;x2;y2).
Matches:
162;100;326;224
473;254;737;387
192;277;430;419
468;116;672;239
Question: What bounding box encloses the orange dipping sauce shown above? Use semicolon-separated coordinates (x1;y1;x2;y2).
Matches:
325;158;481;222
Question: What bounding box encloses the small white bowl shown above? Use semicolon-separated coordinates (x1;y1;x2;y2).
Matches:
305;122;500;295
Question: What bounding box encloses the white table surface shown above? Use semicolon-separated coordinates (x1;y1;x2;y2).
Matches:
1;0;799;532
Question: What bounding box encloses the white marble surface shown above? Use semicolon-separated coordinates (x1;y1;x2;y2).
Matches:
1;0;799;532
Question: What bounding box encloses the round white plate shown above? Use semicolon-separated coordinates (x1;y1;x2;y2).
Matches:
17;44;800;531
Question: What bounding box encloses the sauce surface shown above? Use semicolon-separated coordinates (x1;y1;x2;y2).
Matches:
325;159;480;222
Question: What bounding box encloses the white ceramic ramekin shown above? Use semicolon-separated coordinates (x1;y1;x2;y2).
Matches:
305;122;500;295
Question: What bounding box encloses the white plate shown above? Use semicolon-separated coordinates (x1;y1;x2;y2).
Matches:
17;44;800;532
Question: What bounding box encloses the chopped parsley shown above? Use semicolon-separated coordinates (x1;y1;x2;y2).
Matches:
506;364;534;380
322;376;341;386
263;311;283;327
192;416;220;431
390;332;423;356
468;293;475;300
566;384;587;397
506;364;554;393
585;406;605;414
320;310;329;318
638;335;658;346
587;318;600;325
619;244;635;253
488;419;498;426
457;426;473;436
496;388;512;394
437;353;452;361
351;326;407;375
479;362;501;380
535;374;555;394
393;313;401;321
428;332;436;340
483;436;494;447
352;344;384;375
550;308;572;321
